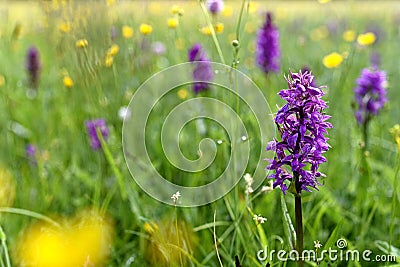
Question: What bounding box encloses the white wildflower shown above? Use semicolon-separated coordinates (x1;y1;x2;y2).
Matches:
253;214;267;224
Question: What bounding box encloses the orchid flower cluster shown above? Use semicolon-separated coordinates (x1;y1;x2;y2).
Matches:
266;70;332;195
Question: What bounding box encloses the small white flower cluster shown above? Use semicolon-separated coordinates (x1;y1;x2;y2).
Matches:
260;180;275;193
243;173;254;194
314;240;322;250
253;214;267;224
171;191;181;204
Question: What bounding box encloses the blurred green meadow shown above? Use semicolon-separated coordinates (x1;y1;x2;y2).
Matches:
0;0;399;266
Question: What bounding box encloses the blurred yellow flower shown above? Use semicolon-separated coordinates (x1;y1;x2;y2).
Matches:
343;30;356;42
322;52;343;68
245;22;257;34
149;2;161;15
140;23;153;35
175;38;185;50
167;18;179;29
0;166;16;207
171;5;184;16
318;0;331;3
106;0;116;6
105;54;114;67
214;23;224;34
17;210;114;267
75;39;88;48
357;32;376;46
310;26;329;41
248;2;258;14
122;25;134;39
0;75;5;87
222;5;233;17
177;88;188;100
58;22;71;33
108;44;119;56
63;76;74;88
248;42;255;53
200;26;212;36
390;124;400;152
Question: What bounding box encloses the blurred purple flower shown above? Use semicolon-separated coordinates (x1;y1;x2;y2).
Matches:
256;12;280;74
85;119;109;150
26;46;41;89
206;0;224;15
354;67;387;125
152;41;166;55
26;144;36;157
188;43;214;94
266;70;332;194
110;26;118;41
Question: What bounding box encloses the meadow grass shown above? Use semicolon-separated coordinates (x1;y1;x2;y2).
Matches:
0;1;399;266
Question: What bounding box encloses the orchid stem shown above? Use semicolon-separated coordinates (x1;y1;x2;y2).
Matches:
295;195;304;267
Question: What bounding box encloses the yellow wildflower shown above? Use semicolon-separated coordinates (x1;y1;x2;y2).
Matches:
75;39;88;48
171;5;184;16
310;26;329;41
108;44;119;56
167;18;179;29
214;23;224;34
63;76;74;88
17;210;114;267
245;22;257;34
0;75;5;87
58;22;71;33
248;2;258;14
105;54;114;67
0;166;16;207
322;52;343;68
140;23;153;35
357;32;376;46
177;88;188;100
223;5;233;17
343;30;356;42
175;38;185;50
149;3;161;15
106;0;116;6
390;125;400;152
318;0;331;3
200;26;212;36
122;25;133;39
